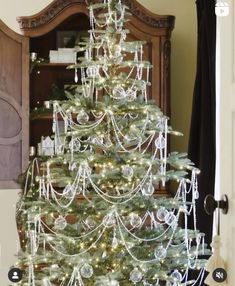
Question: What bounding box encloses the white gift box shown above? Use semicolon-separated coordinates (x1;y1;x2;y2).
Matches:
49;48;76;63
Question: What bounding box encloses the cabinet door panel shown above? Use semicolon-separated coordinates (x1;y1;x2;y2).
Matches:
0;20;29;188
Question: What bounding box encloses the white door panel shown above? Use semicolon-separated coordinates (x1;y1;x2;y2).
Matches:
216;0;235;284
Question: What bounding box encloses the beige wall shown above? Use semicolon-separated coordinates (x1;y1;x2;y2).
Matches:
138;0;197;153
0;1;196;284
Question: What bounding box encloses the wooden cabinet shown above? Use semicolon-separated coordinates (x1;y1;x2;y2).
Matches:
0;0;174;188
0;20;29;188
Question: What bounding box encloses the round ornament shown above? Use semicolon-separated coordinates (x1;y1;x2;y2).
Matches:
130;213;142;228
85;216;96;229
91;135;103;145
63;184;75;199
122;165;134;179
103;213;116;227
80;263;93;278
142;183;155;196
69;138;81;152
54;215;67;230
165;212;177;227
171;270;182;282
154;245;167;260
155;136;166;149
110;280;120;286
126;89;136;101
112;86;126;99
156;207;168;222
77;111;89;125
86;66;99;77
130;268;143;283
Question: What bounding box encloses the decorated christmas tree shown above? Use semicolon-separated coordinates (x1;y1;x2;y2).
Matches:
15;0;208;285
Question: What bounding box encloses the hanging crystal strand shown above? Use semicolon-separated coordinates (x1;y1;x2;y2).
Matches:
112;227;118;248
191;169;199;230
46;162;50;199
28;263;36;286
146;66;150;83
52;102;57;133
74;68;78;83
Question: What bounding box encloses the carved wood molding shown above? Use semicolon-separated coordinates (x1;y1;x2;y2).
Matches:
17;0;174;30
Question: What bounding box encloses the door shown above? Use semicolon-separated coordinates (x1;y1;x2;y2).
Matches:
216;0;235;284
0;20;29;188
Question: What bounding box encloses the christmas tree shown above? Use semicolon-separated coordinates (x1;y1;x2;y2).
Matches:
15;0;208;285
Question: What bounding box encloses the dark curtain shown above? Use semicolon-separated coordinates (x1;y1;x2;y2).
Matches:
188;0;216;245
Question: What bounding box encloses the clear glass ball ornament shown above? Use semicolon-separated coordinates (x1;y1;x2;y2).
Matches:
154;245;167;260
165;212;177;227
77;111;89;125
86;66;99;77
69;138;81;152
155;136;166;149
126;89;137;101
63;184;75;199
156;207;169;222
91;135;103;145
110;280;120;286
122;165;134;178
80;263;94;278
85;216;96;229
130;268;143;283
171;270;182;282
130;213;142;228
102;213;116;227
54;215;67;230
112;86;126;99
142;183;155;196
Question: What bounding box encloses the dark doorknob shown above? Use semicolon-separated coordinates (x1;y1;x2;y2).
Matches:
204;194;229;215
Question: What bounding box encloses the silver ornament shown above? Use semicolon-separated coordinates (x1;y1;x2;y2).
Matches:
63;184;75;199
77;111;89;124
156;207;168;222
122;165;134;178
154;245;167;260
130;268;143;283
155;135;166;149
86;66;99;77
142;183;155;196
80;263;93;278
85;216;96;229
69;138;81;151
171;270;182;282
54;215;67;230
79;161;92;176
130;213;142;228
126;89;136;101
112;86;126;99
165;212;177;227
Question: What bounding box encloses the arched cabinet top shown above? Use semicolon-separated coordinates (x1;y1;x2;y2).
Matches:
17;0;175;37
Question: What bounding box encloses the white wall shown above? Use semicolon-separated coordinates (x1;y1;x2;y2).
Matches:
0;1;196;285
